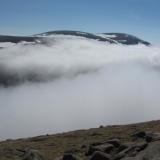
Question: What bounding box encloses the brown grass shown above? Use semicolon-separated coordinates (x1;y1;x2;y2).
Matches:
0;120;160;160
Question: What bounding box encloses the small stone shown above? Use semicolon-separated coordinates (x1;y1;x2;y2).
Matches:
117;144;129;153
91;142;104;146
86;144;114;155
128;150;138;157
106;139;121;148
132;131;146;138
54;156;63;160
86;145;101;156
99;125;104;128
63;153;79;160
81;144;87;149
113;152;126;160
90;151;111;160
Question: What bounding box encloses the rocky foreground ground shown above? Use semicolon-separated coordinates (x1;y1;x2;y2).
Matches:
1;120;160;160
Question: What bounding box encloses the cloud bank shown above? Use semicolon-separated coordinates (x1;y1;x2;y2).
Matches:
0;37;160;139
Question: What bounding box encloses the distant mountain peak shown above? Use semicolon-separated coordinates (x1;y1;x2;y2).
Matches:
0;30;151;46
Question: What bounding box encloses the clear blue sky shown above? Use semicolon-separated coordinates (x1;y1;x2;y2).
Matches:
0;0;159;43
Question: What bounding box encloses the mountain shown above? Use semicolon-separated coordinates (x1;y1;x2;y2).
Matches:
0;30;151;46
102;33;150;45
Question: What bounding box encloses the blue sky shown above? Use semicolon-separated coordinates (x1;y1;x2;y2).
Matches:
0;0;159;43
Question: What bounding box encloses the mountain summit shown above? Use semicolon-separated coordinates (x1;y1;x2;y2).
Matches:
0;30;150;46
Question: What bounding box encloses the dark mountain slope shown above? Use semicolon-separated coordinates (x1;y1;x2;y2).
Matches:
0;35;37;43
0;30;151;46
103;33;150;45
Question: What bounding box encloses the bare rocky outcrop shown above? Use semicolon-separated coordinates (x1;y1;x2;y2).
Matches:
15;131;160;160
1;121;160;160
18;149;44;160
59;131;160;160
121;140;160;160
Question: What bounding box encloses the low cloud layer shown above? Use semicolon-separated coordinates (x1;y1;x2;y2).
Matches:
0;37;160;139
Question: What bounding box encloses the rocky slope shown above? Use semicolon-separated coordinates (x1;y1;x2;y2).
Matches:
0;120;160;160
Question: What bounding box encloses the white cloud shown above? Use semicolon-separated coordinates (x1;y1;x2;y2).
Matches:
0;37;160;139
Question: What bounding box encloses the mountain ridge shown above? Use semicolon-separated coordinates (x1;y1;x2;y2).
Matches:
0;30;151;46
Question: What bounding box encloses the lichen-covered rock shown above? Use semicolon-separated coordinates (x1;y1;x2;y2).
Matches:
121;140;160;160
106;139;121;148
145;132;160;142
132;131;146;139
87;144;114;155
132;131;160;143
21;149;43;160
134;142;148;151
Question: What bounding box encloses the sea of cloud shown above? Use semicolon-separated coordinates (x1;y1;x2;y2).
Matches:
0;36;160;139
